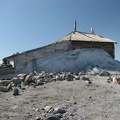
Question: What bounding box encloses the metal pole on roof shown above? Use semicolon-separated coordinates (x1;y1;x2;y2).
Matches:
74;19;77;32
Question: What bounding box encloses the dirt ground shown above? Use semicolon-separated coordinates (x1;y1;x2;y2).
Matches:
0;73;120;120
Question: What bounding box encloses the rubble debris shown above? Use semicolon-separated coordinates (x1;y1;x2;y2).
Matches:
92;67;100;75
7;83;13;91
44;106;54;113
54;113;63;119
81;76;89;81
0;69;119;94
45;115;60;120
13;87;19;96
53;107;66;114
66;72;73;81
11;77;21;86
0;86;8;92
35;117;41;120
99;70;110;76
73;73;80;80
113;77;120;84
106;76;112;83
86;79;92;85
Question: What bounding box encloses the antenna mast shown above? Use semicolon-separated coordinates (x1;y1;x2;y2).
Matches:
74;19;77;32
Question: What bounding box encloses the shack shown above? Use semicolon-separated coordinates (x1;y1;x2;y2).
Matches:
2;21;117;74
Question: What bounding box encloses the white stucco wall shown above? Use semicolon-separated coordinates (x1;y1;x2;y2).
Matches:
14;41;71;73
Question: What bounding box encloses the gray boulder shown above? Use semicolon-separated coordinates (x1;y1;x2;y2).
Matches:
53;107;66;114
66;73;73;81
11;77;21;85
13;87;19;96
45;116;60;120
99;70;110;76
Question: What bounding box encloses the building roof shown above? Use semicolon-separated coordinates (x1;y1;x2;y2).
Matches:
3;30;117;60
53;31;117;44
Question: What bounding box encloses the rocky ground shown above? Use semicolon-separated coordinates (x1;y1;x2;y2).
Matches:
0;70;120;120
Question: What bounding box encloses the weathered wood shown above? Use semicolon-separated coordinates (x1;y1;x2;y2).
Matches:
71;41;114;58
0;68;15;76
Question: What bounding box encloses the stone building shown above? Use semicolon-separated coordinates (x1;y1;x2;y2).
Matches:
3;21;117;74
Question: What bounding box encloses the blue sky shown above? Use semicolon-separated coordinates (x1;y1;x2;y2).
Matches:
0;0;120;63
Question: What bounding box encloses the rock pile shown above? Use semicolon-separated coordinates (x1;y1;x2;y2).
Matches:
0;67;112;94
0;70;82;93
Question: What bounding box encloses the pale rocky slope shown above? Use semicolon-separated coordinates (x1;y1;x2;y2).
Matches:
22;48;120;73
1;73;120;120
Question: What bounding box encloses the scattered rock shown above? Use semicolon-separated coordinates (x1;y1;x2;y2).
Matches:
92;67;100;74
62;112;70;120
11;77;21;86
107;79;111;83
0;86;8;92
53;107;66;114
0;80;11;86
35;116;41;120
36;79;44;85
82;76;92;86
24;73;33;85
32;75;40;81
17;73;27;81
86;79;92;85
13;87;19;96
74;75;80;80
54;113;63;118
44;106;54;113
17;84;21;89
81;76;89;81
60;73;66;80
45;115;60;120
35;108;39;112
56;74;61;81
74;102;77;104
99;70;110;76
89;96;92;99
7;84;12;91
106;76;112;83
113;77;120;84
49;73;54;78
66;72;73;81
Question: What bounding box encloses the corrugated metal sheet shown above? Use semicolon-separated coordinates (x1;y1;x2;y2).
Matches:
53;31;117;44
